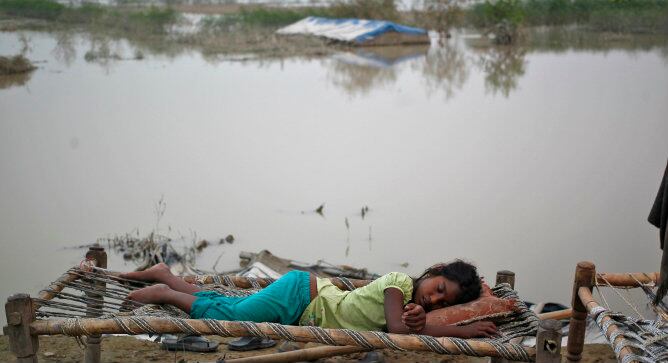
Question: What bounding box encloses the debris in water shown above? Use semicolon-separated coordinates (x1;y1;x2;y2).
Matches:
345;217;350;230
0;55;36;75
195;239;209;252
400;262;409;268
361;205;369;219
79;198;232;273
220;234;235;244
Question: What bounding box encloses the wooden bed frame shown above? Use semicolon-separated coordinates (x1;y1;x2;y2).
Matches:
5;246;565;363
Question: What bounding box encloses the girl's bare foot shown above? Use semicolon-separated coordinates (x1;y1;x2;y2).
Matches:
120;263;171;282
125;283;197;314
127;284;171;305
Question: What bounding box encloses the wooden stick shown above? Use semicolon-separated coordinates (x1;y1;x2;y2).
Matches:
495;270;516;289
577;286;637;363
538;309;572;321
30;318;535;359
596;272;659;287
38;268;81;301
84;246;107;363
221;345;368;363
566;261;595;362
491;270;516;363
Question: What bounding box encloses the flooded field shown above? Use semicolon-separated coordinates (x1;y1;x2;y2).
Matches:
1;29;668;327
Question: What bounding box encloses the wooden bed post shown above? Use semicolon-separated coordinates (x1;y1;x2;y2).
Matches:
491;270;516;363
495;270;516;289
84;245;107;363
566;261;595;362
5;293;39;363
536;319;562;363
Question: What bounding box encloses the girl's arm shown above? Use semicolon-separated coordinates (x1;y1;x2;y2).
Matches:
384;288;415;334
384;288;498;338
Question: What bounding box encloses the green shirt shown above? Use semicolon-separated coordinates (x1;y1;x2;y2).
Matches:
299;272;414;331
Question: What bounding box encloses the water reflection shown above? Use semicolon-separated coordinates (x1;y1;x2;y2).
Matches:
18;33;32;55
325;52;401;96
51;31;77;67
2;28;668;96
417;39;469;100
527;27;668;55
474;45;527;97
323;38;525;99
325;46;432;96
0;72;33;90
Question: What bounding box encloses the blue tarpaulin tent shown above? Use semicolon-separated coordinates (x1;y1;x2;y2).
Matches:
276;17;430;46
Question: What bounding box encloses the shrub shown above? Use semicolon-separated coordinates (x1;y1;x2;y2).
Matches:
329;0;400;21
0;55;36;75
0;0;64;20
237;7;330;27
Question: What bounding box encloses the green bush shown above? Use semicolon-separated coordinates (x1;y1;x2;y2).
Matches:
474;0;526;27
128;7;178;29
329;0;400;21
467;0;668;32
0;0;64;20
237;7;330;27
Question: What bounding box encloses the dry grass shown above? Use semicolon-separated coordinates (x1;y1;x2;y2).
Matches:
0;55;36;75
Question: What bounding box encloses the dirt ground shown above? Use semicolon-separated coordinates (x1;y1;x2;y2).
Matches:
0;335;617;363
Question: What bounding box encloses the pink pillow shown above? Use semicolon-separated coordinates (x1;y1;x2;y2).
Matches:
425;283;519;326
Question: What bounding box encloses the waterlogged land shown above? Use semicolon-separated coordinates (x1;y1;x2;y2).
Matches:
1;0;667;57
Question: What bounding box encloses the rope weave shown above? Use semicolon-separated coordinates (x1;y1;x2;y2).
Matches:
342;329;375;350
203;319;234;337
239;321;268;339
371;331;405;351
337;277;356;291
416;335;451;354
589;301;668;363
35;268;538;361
267;322;297;342
43;316;537;360
307;326;339;346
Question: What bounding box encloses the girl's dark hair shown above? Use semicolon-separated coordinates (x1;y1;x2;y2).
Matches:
414;260;482;305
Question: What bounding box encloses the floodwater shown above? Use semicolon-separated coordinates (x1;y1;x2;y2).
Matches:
1;29;668;327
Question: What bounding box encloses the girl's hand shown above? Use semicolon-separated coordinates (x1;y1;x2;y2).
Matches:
460;321;498;338
402;303;426;332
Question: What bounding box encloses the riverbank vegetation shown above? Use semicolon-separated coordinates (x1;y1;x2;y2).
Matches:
0;0;177;34
0;54;35;75
2;0;667;32
469;0;668;34
0;0;666;55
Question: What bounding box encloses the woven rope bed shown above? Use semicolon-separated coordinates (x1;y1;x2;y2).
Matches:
5;247;561;363
566;262;667;363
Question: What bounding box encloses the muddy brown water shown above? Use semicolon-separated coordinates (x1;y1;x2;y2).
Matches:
1;30;667;327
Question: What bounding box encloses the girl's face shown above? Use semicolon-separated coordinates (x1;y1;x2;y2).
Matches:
413;275;461;311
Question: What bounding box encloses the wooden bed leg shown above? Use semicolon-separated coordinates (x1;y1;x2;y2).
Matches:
492;270;516;363
536;319;562;363
495;270;516;289
5;293;39;363
84;245;107;363
566;261;595;362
